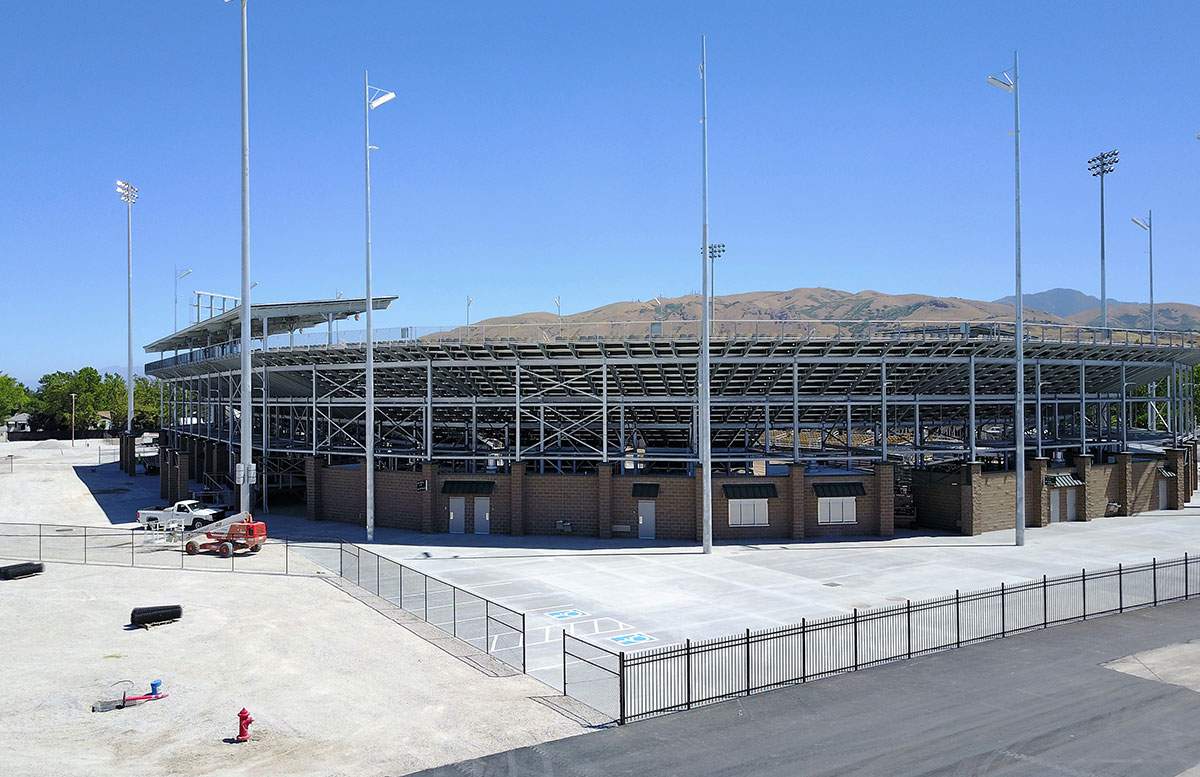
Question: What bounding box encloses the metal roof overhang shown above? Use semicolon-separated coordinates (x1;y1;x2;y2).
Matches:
143;297;397;354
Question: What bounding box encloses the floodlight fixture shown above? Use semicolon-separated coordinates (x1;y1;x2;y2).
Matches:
1087;149;1119;177
116;179;139;203
369;90;396;110
986;73;1014;93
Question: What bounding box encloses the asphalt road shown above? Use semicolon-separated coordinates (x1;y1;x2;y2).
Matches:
415;599;1200;777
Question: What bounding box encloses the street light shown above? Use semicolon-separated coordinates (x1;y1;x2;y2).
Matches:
70;393;77;447
987;51;1025;547
705;243;726;332
466;295;473;336
1087;149;1119;331
116;180;138;434
652;296;664;320
364;70;395;543
174;267;192;332
1131;213;1154;340
554;296;562;337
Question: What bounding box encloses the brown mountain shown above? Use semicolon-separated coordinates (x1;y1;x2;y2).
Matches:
1067;303;1200;332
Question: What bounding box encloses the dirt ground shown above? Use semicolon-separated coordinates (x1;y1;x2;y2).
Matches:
0;440;585;776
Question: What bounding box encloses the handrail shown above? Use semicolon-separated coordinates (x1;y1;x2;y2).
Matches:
145;319;1200;372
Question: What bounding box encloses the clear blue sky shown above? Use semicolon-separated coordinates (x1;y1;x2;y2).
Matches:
3;1;1198;385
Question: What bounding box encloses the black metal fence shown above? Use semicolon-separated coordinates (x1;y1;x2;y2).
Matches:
0;522;341;576
337;544;526;672
566;554;1198;724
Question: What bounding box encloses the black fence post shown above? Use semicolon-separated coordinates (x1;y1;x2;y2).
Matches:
356;550;361;587
1043;575;1048;628
83;527;87;564
1000;583;1005;637
1118;563;1123;612
284;536;289;576
1081;568;1087;620
853;609;859;670
399;563;405;610
955;590;961;648
618;651;626;726
339;542;344;578
522;613;527;673
376;555;380;596
561;630;567;694
745;628;752;696
1153;558;1158;605
38;525;42;561
486;603;491;657
453;588;459;638
1187;553;1190;599
685;639;692;710
906;601;912;659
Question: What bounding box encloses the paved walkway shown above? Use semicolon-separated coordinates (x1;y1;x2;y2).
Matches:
416;598;1200;777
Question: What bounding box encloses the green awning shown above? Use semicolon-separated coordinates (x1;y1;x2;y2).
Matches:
632;483;660;498
812;482;867;498
441;480;495;495
722;483;779;499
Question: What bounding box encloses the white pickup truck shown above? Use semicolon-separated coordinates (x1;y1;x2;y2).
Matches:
136;500;223;530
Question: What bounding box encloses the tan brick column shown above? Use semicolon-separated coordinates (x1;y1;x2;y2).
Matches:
876;463;894;538
173;451;190;504
597;465;613;539
1028;458;1049;527
960;462;980;535
1074;454;1093;521
790;465;806;540
1166;448;1187;510
510;463;525;536
305;457;321;520
1114;452;1133;516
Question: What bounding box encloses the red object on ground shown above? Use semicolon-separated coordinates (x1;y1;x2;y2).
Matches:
236;708;253;742
184;517;267;557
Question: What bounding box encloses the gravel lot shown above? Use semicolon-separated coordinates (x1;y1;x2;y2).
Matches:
0;440;584;776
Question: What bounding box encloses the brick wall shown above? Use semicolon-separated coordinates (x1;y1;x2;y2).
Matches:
318;464;365;525
1088;463;1120;518
913;478;962;532
611;474;697;540
375;470;426;531
968;469;1019;534
1129;460;1158;514
524;473;600;536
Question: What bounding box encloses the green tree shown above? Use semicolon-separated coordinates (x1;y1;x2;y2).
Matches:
0;373;31;418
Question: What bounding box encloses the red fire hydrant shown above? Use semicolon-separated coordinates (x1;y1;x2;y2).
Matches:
236;708;253;742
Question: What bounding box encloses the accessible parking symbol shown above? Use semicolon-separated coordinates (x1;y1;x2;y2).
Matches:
610;632;656;647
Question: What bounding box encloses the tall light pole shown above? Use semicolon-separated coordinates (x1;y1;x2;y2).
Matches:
554;296;562;337
987;51;1025;547
225;0;253;515
116;180;138;433
1087;149;1119;331
174;267;192;332
699;36;713;554
466;295;473;336
70;393;77;447
706;242;725;333
1132;212;1154;340
364;71;396;543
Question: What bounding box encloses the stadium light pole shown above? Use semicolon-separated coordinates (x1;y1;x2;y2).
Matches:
222;0;254;515
1088;149;1119;331
116;180;138;434
706;243;725;333
987;51;1025;546
699;36;713;554
1132;213;1154;341
364;71;396;542
174;267;192;332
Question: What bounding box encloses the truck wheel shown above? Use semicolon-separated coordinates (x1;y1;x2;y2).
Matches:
192;518;208;530
185;541;199;556
219;542;234;558
250;545;262;553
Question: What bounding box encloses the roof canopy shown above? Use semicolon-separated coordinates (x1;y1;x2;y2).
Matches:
143;297;396;354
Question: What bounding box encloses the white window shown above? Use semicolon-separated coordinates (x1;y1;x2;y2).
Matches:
728;498;768;526
817;496;856;525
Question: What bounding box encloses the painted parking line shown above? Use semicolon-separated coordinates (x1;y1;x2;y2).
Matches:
525;617;635;646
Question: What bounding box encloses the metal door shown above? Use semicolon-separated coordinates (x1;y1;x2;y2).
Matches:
449;497;465;534
1066;489;1077;521
1049;492;1060;523
1159;480;1169;510
638;500;655;539
474;497;490;535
